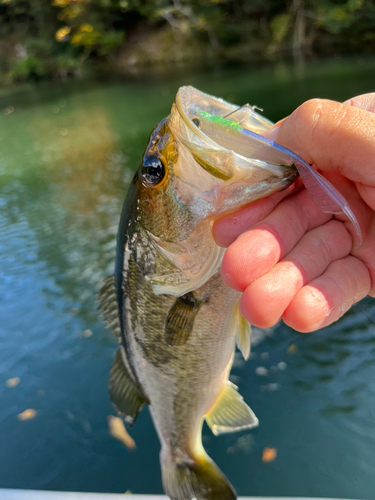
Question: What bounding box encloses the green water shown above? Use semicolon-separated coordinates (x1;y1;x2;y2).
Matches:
1;57;375;498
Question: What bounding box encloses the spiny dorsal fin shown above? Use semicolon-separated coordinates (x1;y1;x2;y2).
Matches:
234;301;251;360
205;381;258;436
98;275;121;339
165;293;203;346
109;347;147;425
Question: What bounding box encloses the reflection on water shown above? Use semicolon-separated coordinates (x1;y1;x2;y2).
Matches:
1;58;375;498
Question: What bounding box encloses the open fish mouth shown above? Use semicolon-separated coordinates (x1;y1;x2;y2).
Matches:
169;86;296;187
169;86;361;241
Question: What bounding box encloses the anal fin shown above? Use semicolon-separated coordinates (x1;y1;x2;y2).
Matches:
205;382;258;436
109;347;147;425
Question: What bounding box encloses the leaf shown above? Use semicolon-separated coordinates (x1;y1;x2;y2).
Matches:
108;415;136;450
17;409;37;421
6;377;20;388
262;447;277;463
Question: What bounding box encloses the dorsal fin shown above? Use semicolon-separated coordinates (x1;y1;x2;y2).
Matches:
98;275;121;339
109;346;147;426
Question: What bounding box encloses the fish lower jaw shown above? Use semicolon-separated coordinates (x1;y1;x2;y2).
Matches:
213;170;298;216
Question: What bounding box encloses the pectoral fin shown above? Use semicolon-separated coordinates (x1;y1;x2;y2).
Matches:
109;347;147;425
234;301;251;360
205;382;258;436
165;293;203;346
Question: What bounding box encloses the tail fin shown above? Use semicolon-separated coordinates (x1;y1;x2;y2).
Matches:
161;450;236;500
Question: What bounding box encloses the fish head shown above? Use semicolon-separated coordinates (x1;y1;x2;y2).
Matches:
132;118;188;242
123;87;298;297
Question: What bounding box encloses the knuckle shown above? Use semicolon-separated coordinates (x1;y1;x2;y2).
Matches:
319;235;334;264
291;99;347;169
295;99;325;129
299;98;326;115
320;220;349;262
289;194;310;231
291;99;326;158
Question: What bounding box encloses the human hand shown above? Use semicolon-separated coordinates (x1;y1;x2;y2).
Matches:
213;94;375;332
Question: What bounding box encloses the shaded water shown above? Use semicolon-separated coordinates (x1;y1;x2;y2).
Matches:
1;57;375;498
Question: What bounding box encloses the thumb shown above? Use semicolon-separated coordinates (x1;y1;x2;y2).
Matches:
265;98;375;186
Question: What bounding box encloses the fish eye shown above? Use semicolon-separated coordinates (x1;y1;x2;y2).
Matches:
141;156;166;186
192;117;200;128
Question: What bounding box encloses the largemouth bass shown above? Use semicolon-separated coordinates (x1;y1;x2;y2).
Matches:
100;86;360;500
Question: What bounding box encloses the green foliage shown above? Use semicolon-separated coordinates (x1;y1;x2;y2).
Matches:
10;55;46;80
97;31;124;55
317;0;364;34
0;0;375;83
270;13;291;43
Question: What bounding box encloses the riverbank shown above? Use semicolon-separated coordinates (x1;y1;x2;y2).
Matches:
1;0;375;86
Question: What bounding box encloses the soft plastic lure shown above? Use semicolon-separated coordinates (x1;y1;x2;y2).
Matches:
194;107;362;242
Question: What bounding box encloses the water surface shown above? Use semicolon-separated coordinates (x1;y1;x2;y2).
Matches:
1;57;375;499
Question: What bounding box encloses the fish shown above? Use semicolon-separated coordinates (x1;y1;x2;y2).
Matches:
99;86;360;500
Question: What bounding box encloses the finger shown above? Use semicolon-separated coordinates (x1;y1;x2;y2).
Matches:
221;188;332;291
274;98;375;185
356;182;375;212
350;211;375;297
238;220;352;328
283;256;371;332
318;170;369;247
343;93;375;112
212;183;297;247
